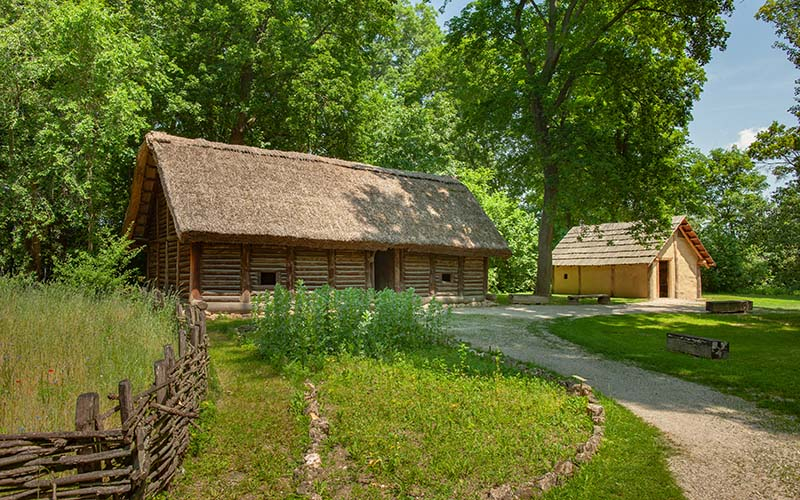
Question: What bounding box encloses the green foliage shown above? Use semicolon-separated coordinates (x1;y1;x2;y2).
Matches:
447;0;733;295
682;148;771;292
52;229;142;294
458;167;538;292
251;284;449;366
0;0;168;276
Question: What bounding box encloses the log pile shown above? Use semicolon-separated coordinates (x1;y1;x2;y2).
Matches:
0;301;209;499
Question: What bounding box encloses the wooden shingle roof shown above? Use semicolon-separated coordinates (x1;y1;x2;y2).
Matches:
552;216;714;268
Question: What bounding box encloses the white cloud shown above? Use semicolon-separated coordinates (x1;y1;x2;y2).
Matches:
730;127;767;150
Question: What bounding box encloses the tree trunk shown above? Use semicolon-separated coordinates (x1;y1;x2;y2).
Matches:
229;64;254;145
535;161;558;297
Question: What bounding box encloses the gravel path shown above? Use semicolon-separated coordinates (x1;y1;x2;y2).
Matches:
452;301;800;500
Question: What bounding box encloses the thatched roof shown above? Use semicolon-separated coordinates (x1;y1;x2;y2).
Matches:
552;216;714;267
124;132;510;257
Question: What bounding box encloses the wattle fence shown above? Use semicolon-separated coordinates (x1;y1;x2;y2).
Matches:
0;301;209;499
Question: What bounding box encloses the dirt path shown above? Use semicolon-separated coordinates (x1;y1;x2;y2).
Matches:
451;305;800;500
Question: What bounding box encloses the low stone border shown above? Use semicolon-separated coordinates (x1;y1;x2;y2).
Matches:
467;349;606;499
294;381;330;500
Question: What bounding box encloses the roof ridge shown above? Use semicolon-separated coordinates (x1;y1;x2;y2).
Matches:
146;131;462;186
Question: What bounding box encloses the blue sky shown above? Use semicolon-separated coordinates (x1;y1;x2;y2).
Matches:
431;0;797;154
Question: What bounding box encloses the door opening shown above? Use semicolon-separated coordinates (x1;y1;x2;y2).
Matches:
374;250;395;290
658;260;670;298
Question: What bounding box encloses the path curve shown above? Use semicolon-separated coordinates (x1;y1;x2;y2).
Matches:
452;301;800;500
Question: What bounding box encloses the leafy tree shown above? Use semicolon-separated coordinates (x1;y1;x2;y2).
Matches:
0;0;166;276
447;0;733;295
141;0;396;158
748;0;800;291
457;167;538;292
684;148;770;292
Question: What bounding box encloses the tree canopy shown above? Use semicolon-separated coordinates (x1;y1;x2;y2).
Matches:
446;0;733;295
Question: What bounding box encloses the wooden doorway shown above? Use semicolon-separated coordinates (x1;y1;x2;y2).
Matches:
658;260;670;298
374;250;395;290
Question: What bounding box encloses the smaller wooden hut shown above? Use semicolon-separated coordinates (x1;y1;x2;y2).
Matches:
552;216;714;299
123;132;510;311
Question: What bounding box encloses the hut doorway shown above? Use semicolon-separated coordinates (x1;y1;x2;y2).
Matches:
374;250;395;291
658;260;670;298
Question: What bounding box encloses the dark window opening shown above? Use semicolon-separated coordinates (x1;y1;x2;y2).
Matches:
441;273;452;283
563;273;569;280
260;271;277;286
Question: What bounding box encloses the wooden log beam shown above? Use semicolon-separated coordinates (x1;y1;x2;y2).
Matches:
190;242;202;300
328;249;336;288
241;244;251;303
429;255;437;296
287;247;296;291
457;256;465;298
394;249;402;292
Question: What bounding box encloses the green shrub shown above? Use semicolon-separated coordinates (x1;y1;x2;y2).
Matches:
52;229;141;294
251;283;449;365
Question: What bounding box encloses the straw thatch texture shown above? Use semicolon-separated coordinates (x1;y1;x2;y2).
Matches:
552;216;714;267
125;132;510;257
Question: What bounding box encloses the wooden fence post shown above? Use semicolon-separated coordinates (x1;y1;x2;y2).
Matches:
164;344;175;373
178;328;187;358
75;392;100;474
190;325;200;348
119;380;133;430
154;360;168;404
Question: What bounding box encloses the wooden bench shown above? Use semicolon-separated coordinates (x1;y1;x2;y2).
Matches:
567;294;611;305
510;294;550;305
705;300;753;314
667;333;729;359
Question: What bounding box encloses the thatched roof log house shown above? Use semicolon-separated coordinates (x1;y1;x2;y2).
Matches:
124;132;510;311
552;216;714;299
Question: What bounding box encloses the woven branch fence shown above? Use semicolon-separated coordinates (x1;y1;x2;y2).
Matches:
0;301;209;499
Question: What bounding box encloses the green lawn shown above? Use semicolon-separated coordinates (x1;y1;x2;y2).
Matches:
704;293;800;311
164;319;308;499
547;313;800;419
165;318;684;499
313;348;590;499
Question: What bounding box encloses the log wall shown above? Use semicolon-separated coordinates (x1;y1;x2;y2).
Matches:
463;257;485;297
201;243;241;296
335;251;367;289
434;255;459;297
295;250;330;290
145;185;189;298
0;303;209;499
403;253;431;296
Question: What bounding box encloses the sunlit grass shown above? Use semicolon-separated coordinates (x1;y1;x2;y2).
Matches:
704;293;800;311
314;348;590;498
0;278;178;433
548;313;800;419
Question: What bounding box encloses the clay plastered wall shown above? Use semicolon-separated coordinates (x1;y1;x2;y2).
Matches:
613;264;649;298
553;266;580;294
580;267;612;295
675;235;700;299
655;233;701;299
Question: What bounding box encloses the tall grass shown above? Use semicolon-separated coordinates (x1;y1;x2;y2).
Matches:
0;277;178;433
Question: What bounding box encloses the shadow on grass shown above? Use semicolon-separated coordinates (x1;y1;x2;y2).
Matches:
543;312;800;432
